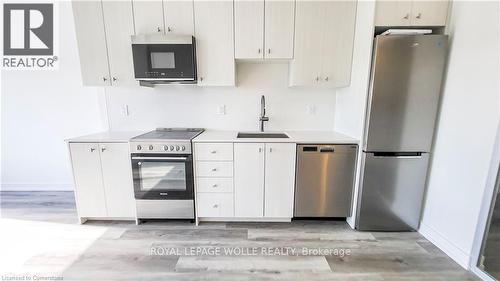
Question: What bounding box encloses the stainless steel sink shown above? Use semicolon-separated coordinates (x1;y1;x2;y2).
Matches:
237;132;289;139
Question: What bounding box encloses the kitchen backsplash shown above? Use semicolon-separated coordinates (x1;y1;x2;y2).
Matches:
105;63;337;132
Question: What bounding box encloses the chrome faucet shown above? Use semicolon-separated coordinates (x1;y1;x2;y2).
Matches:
259;95;269;132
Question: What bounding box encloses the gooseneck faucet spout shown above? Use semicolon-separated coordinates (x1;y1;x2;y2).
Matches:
259;95;269;132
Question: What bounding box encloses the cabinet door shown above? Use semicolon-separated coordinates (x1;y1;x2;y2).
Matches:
321;0;357;88
133;0;165;34
164;0;194;35
234;0;264;59
374;0;412;26
99;143;135;218
264;0;295;59
234;143;265;217
410;0;449;26
102;0;136;86
72;1;111;86
288;1;324;86
194;1;235;86
69;143;107;217
264;143;296;218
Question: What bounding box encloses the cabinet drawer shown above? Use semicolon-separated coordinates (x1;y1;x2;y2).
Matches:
196;162;233;177
197;193;234;217
195;143;233;161
197;178;233;193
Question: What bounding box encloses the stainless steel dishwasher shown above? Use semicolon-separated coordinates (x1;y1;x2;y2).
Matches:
294;144;358;217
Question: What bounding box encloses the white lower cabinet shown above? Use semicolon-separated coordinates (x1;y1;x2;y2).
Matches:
69;142;135;221
264;143;296;218
234;143;265;217
234;143;296;219
197;193;234;217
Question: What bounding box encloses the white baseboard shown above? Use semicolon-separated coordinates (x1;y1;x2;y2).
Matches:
419;222;471;269
1;183;74;191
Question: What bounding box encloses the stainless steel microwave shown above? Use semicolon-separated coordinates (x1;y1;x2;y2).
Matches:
131;34;197;86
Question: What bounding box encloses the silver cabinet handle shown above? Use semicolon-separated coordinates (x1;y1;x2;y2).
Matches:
258;48;261;54
167;26;172;32
211;150;217;154
212;184;218;188
315;76;320;82
267;49;271;54
157;27;162;32
199;77;204;82
112;77;117;82
213;204;219;208
102;77;107;82
211;168;217;172
101;147;106;152
324;76;329;82
90;148;96;152
403;13;409;19
416;13;422;19
269;147;273;153
258;147;262;153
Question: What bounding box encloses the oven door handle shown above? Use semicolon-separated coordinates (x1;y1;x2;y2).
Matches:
131;156;188;161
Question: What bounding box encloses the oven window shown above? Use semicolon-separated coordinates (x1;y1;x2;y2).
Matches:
139;161;186;191
150;52;175;69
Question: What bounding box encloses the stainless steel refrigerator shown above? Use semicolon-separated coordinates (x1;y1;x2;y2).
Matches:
356;34;448;231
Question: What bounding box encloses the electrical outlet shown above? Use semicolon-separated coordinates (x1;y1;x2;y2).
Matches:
307;105;317;115
217;105;226;115
122;105;129;116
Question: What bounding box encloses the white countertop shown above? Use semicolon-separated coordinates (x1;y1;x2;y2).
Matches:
65;131;145;143
193;130;359;144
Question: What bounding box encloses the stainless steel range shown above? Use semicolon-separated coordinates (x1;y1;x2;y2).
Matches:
130;128;204;223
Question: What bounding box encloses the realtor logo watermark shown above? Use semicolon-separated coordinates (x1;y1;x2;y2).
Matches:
3;2;58;69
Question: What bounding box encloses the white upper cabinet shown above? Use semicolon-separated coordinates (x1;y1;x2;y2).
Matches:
234;143;265;217
375;0;449;27
72;1;111;86
101;0;136;86
321;0;357;88
194;1;235;86
410;1;449;26
132;0;165;34
234;0;264;59
264;0;295;59
375;1;412;26
264;143;296;218
99;143;135;218
290;1;356;88
234;0;294;60
164;0;194;35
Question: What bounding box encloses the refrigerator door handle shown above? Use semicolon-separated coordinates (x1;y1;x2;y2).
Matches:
371;152;423;159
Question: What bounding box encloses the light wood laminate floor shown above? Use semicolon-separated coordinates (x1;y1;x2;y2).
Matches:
0;191;478;281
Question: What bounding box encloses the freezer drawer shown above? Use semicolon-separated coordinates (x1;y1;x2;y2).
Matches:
365;35;447;152
356;152;430;231
294;144;357;217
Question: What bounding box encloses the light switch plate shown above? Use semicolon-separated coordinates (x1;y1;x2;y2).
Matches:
217;105;226;115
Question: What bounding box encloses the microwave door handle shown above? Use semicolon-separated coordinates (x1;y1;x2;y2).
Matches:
131;156;188;161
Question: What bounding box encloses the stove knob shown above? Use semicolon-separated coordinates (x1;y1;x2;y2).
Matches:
163;145;169;151
170;145;174;151
181;145;186;151
149;145;154;151
136;145;142;151
175;145;180;151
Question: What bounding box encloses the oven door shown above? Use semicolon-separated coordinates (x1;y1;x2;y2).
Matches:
131;154;194;200
131;40;196;81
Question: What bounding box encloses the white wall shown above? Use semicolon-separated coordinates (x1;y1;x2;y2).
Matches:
0;2;108;191
105;62;337;132
334;1;376;228
419;1;500;269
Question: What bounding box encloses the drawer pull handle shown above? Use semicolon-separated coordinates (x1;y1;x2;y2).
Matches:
211;150;217;154
212;184;218;188
211;168;217;172
213;204;219;208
